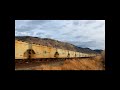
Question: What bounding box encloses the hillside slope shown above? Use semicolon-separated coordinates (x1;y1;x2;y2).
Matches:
15;36;98;54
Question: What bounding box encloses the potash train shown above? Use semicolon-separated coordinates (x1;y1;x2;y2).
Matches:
15;40;97;61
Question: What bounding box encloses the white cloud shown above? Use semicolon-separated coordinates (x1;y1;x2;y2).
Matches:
15;20;105;50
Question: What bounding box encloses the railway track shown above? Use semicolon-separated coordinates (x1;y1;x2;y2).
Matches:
15;57;94;64
15;58;65;70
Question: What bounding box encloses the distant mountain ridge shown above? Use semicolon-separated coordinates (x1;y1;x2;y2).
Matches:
15;36;98;54
93;49;103;54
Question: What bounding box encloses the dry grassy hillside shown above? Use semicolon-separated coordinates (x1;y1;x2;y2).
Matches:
30;55;105;70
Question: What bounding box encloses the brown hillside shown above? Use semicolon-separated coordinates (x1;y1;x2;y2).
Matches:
15;36;97;54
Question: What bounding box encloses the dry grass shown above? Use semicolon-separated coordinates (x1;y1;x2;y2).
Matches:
101;50;105;64
31;55;105;70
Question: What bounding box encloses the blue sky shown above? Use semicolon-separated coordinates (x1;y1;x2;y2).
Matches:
15;20;105;50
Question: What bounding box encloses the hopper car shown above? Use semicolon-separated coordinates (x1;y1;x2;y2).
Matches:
15;40;97;61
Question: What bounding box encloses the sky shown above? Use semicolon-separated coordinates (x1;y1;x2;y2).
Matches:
15;20;105;50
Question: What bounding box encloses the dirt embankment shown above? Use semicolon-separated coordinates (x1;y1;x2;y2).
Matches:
31;55;105;70
15;55;105;70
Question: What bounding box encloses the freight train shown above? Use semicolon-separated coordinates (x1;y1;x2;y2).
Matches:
15;40;97;61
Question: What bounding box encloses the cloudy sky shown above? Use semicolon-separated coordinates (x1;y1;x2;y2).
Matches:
15;20;105;50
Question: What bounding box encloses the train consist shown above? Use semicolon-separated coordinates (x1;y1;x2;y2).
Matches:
15;40;97;60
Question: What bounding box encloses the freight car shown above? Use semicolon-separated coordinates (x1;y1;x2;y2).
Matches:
15;40;97;61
